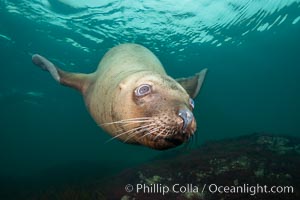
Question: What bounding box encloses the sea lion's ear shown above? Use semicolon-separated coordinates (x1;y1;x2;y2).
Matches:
32;54;92;95
176;68;207;99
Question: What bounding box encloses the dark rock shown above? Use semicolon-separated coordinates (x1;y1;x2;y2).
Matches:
102;133;299;200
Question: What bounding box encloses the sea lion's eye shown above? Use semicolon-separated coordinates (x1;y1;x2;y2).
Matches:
135;84;151;97
189;98;194;109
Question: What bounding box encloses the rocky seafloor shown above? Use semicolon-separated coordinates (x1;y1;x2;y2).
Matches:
101;133;299;200
3;133;299;200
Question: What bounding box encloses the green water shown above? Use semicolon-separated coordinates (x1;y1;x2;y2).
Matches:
0;0;299;198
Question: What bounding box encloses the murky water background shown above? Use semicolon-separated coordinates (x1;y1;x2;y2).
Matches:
0;0;299;198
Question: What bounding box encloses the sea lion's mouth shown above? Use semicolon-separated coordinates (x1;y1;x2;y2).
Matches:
105;115;196;150
164;136;185;146
135;118;196;150
147;129;194;150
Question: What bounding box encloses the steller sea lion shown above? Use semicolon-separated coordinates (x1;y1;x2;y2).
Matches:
32;43;207;150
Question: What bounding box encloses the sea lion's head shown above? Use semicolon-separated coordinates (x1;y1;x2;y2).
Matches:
106;71;198;150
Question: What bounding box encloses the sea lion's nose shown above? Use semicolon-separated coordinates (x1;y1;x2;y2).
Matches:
178;109;194;132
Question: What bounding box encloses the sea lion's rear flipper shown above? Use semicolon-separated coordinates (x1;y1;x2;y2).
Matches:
32;54;91;94
176;68;207;98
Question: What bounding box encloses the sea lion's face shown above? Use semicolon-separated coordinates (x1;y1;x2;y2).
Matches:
111;72;197;150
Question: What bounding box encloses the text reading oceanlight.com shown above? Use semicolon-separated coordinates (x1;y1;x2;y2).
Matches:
124;183;294;196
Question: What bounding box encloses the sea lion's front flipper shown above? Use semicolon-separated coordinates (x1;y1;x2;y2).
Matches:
176;68;207;98
32;54;91;94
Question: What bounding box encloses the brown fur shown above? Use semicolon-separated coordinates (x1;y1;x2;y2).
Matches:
33;44;206;150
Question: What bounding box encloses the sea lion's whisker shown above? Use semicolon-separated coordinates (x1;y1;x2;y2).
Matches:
109;121;154;134
100;118;153;126
118;123;153;136
105;123;154;143
138;127;160;140
123;124;157;142
107;117;152;122
185;134;194;149
114;121;149;130
114;123;152;134
154;132;163;140
163;129;171;137
124;129;147;142
101;120;153;126
154;128;170;140
154;131;163;140
123;127;157;143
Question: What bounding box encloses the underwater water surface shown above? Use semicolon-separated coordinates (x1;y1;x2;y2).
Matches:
0;0;299;199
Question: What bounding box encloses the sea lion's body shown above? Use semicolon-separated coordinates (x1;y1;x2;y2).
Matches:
32;43;207;150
